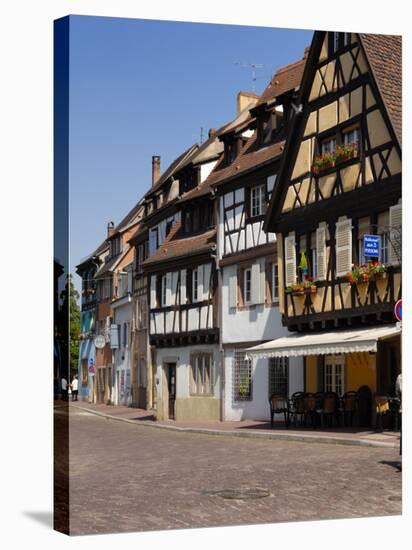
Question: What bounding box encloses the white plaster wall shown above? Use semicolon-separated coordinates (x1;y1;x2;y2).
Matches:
200;160;217;183
155;344;221;401
224;352;303;421
222;265;288;344
113;302;133;405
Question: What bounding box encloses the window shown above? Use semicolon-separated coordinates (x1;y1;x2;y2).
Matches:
380;232;389;263
161;275;167;307
358;237;366;265
243;267;252;304
233;350;252;401
343;125;360;149
333;32;340;52
268;357;289;398
272;263;279;302
190;353;213;395
250;184;266;217
192;268;199;302
321;136;336;154
311;233;318;279
165;219;173;236
81;359;88;386
343;32;351;47
324;355;345;395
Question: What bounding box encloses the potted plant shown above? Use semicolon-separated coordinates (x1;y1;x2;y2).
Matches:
303;276;318;294
335;143;358;164
298;251;309;279
311;151;335;176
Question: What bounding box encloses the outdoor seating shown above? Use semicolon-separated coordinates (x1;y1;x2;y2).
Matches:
340;391;358;427
288;392;305;427
317;392;339;428
303;392;317;428
269;394;289;427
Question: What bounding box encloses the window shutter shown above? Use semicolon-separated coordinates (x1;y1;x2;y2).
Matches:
389;203;402;265
171;271;178;305
251;262;260;304
127;269;133;293
150;276;157;308
316;224;327;281
203;263;211;300
228;265;238;309
110;324;120;349
197;265;204;301
284;233;296;287
165;272;172;306
335;218;352;277
180;269;187;304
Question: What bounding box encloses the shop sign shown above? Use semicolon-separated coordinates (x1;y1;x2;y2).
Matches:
364;235;380;258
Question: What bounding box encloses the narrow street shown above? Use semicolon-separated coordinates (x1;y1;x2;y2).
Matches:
62;407;401;535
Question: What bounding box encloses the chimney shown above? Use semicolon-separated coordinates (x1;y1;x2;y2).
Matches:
107;221;115;238
208;128;217;139
152;155;161;187
236;91;259;115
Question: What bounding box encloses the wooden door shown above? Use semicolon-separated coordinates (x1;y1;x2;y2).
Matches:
166;363;176;420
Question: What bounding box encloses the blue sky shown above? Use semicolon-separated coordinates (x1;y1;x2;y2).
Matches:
68;15;313;290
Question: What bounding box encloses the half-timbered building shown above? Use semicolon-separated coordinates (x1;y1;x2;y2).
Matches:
75;240;109;401
141;97;258;421
209;61;308;420
250;31;402;424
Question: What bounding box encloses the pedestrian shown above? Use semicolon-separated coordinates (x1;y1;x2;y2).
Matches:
72;374;79;401
395;372;402;456
61;376;68;401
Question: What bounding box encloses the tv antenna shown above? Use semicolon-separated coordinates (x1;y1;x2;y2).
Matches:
235;62;264;92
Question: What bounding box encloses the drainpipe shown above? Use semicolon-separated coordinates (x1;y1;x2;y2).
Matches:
213;188;225;422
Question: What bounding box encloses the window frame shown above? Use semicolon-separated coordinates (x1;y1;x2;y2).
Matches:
324;354;345;396
243;267;252;305
272;262;279;303
233;350;253;402
250;184;266;218
192;267;199;303
268;357;289;398
161;274;168;307
190;353;214;396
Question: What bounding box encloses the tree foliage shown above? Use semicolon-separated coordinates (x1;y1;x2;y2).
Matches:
59;274;81;380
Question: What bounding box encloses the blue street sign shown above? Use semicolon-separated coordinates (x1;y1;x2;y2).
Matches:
364;234;381;258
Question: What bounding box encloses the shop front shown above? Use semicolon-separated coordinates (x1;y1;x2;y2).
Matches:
247;324;401;428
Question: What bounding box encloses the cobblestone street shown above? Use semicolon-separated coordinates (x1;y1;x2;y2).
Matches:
64;407;401;535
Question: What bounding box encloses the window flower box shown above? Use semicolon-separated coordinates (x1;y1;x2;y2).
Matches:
286;277;318;296
311;152;335;176
335;143;358;164
346;261;387;285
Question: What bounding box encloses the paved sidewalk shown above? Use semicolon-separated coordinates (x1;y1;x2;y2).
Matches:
69;400;401;449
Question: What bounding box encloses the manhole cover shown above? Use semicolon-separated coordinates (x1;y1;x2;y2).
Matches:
388;495;402;502
214;488;270;500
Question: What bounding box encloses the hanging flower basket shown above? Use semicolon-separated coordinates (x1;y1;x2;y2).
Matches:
286;277;318;296
311;152;335;176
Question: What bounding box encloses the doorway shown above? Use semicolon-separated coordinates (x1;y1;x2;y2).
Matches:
166;363;176;420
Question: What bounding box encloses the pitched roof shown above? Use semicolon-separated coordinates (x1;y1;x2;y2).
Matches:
142;221;216;267
208;132;285;188
146;144;198;198
359;33;402;144
254;49;308;108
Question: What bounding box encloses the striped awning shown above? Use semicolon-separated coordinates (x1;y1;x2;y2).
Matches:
246;325;401;359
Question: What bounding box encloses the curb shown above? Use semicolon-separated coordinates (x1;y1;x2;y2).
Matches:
70;405;398;449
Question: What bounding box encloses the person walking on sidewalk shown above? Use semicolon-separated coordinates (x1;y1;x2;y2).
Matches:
71;375;79;401
61;377;68;401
